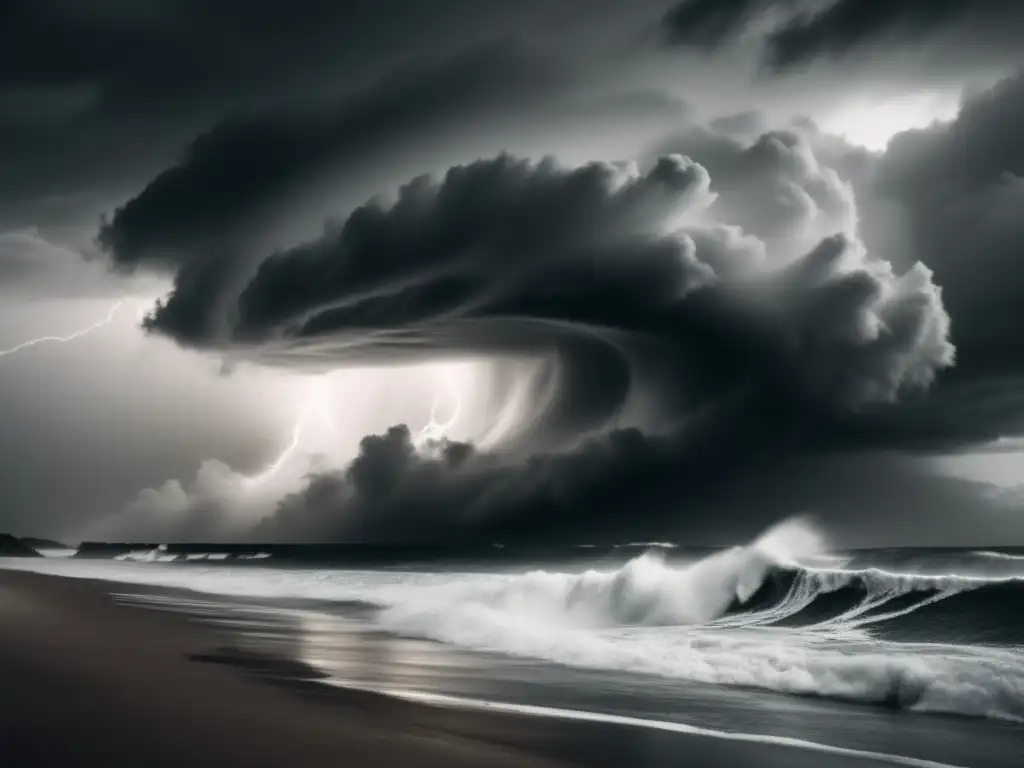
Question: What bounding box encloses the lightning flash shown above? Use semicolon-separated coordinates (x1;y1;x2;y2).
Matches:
0;300;124;359
245;378;342;488
416;388;462;447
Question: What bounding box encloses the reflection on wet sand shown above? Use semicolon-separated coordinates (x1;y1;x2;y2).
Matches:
112;590;1024;768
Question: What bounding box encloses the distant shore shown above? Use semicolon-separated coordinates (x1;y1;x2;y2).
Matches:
0;568;936;768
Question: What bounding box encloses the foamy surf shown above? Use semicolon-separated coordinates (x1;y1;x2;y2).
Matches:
374;559;1024;722
3;517;1024;723
973;551;1024;561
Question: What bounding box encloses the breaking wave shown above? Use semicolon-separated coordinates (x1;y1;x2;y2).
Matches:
6;517;1024;723
114;544;177;562
973;550;1024;561
363;521;1024;723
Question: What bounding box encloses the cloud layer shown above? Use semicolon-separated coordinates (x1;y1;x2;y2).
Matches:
98;134;955;541
661;0;1024;76
876;72;1024;373
78;18;1024;543
96;43;572;271
140;149;950;418
7;1;1024;546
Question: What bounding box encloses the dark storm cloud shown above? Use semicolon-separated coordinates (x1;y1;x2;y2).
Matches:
0;0;582;107
143;153;723;437
874;71;1024;377
184;153;718;342
254;370;1024;544
110;394;786;544
257;409;775;543
96;42;572;270
0;0;391;226
729;80;1024;452
659;0;1024;74
15;3;1024;547
648;101;1024;454
764;0;975;70
0;0;660;241
95;79;1024;543
104;141;957;542
819;376;1024;454
254;421;1024;545
142;152;948;412
127;404;1022;545
660;0;777;50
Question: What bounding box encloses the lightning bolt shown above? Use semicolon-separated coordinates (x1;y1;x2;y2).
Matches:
0;300;124;359
250;370;465;487
245;377;341;488
416;387;462;447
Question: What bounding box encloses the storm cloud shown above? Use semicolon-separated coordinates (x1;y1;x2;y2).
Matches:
99;139;957;541
874;71;1024;375
9;1;1024;546
256;413;1024;545
652;127;857;256
0;0;676;242
140;151;950;410
660;0;1024;75
96;43;573;271
660;0;780;50
764;0;978;70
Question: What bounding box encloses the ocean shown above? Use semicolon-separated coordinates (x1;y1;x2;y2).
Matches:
4;520;1024;767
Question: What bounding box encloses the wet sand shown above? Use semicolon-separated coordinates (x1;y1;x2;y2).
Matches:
0;569;957;767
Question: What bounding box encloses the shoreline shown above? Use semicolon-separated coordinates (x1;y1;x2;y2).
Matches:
0;568;979;767
319;684;966;768
0;569;564;768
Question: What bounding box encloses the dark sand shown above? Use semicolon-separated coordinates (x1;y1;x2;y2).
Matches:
0;570;942;767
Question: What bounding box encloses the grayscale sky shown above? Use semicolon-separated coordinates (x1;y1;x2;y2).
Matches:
2;0;1023;546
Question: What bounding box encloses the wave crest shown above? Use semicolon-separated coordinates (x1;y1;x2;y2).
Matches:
372;522;1024;722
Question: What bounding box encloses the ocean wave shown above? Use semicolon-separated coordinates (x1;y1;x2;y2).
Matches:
7;518;1024;723
114;547;258;563
115;545;178;563
361;522;1024;722
722;564;1024;643
375;563;1024;722
972;550;1024;561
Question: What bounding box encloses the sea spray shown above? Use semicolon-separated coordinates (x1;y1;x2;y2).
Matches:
378;515;827;632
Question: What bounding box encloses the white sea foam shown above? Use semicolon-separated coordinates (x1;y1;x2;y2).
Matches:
973;550;1024;561
115;544;178;563
3;517;1023;722
373;561;1024;722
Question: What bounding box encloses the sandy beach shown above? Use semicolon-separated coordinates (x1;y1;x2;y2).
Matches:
0;568;977;768
0;569;569;768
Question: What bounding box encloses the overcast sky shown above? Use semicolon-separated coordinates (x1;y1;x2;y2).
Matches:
2;0;1023;546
